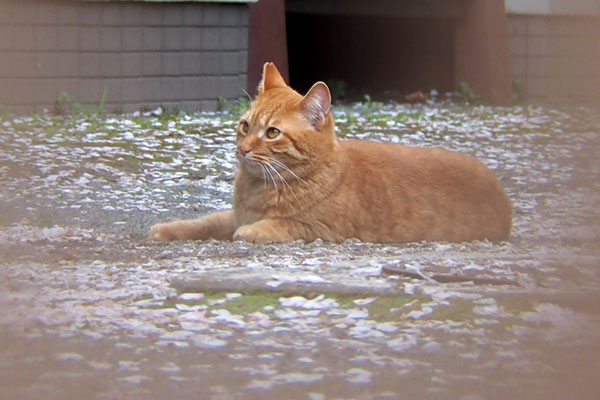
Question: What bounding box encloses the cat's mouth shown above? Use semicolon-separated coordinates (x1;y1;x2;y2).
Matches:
237;151;305;190
236;150;254;164
236;151;263;172
237;152;280;173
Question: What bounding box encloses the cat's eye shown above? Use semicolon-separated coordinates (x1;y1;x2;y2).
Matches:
266;127;281;139
239;120;250;135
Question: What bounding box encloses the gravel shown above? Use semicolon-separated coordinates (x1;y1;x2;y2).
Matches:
1;101;599;399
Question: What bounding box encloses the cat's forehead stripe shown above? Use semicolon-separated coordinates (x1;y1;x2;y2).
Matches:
248;95;291;127
250;109;279;127
259;115;271;126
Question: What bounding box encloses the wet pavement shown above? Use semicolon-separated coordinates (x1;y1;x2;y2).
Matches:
1;101;600;399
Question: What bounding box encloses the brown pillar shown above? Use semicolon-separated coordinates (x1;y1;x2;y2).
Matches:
454;0;512;104
247;0;289;95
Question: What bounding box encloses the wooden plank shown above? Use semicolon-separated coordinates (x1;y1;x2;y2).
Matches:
454;0;512;104
170;274;402;297
247;0;289;93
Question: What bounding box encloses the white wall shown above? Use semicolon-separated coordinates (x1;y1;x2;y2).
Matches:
505;0;600;16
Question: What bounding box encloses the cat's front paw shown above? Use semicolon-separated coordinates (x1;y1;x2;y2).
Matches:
149;223;176;241
233;225;278;244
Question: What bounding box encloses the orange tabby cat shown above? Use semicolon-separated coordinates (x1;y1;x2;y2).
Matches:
150;62;512;244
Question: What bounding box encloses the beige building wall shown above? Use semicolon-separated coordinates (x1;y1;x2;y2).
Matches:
0;0;251;114
506;0;600;101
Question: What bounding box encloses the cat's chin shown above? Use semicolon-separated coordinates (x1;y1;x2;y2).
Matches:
237;159;263;177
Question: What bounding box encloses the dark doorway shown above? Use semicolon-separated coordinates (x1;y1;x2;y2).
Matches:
286;13;455;100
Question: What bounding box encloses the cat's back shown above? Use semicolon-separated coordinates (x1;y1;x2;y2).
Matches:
339;140;482;184
340;139;499;188
331;140;512;242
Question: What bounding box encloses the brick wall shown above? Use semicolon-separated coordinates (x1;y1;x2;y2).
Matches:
507;14;600;101
0;0;249;114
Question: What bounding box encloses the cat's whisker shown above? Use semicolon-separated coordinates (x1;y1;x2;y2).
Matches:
254;153;306;185
243;154;271;188
264;161;299;200
268;158;307;185
259;164;268;187
263;160;286;187
250;154;302;201
241;88;253;102
253;155;284;192
261;161;279;191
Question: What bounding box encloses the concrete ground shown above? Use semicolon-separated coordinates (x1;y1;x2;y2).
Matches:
1;102;599;399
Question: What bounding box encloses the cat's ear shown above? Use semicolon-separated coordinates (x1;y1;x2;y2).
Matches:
300;82;331;130
257;62;287;95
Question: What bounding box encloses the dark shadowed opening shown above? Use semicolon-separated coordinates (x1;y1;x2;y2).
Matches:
286;13;455;100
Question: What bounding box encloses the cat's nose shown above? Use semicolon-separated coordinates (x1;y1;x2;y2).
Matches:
239;143;252;156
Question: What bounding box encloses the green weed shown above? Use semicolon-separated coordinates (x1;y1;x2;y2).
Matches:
513;78;525;103
161;106;185;119
332;294;428;322
55;89;109;117
455;81;481;103
217;96;229;112
362;94;384;113
172;291;430;323
211;293;281;314
56;91;83;115
96;88;107;116
327;79;348;103
228;97;252;116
